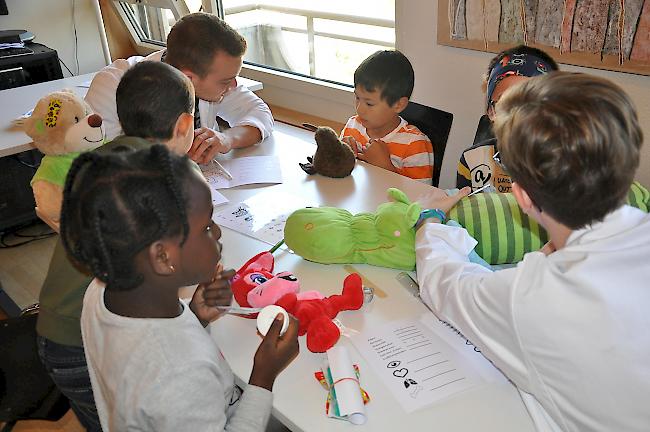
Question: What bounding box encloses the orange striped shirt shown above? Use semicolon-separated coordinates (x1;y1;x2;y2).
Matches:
341;116;434;183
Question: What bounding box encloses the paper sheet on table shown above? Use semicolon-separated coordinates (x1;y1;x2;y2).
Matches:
418;314;508;384
351;319;484;413
201;156;282;189
76;79;93;88
209;187;228;207
212;188;317;247
323;345;367;424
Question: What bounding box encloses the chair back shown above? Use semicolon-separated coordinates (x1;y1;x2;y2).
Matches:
473;114;495;146
0;312;69;426
400;101;453;187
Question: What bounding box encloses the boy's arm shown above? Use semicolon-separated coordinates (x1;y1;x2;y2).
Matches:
415;222;533;391
357;139;396;171
380;131;433;180
85;57;142;142
84;64;123;142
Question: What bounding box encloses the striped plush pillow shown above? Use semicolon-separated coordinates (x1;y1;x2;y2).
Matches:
448;182;650;265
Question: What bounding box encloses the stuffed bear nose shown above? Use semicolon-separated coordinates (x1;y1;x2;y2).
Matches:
88;114;103;128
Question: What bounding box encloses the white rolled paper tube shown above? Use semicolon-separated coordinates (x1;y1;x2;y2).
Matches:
326;345;367;425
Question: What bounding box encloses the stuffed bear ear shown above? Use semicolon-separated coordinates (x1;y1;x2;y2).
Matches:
406;202;422;226
387;188;411;204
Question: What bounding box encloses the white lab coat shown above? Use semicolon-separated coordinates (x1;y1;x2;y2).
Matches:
415;205;650;432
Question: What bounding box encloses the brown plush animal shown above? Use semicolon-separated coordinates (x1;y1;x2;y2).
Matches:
22;90;104;228
300;126;355;178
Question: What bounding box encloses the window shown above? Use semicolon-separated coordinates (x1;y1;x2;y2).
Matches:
222;0;395;86
113;0;206;49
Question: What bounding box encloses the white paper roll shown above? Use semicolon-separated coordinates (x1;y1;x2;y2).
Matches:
325;345;367;425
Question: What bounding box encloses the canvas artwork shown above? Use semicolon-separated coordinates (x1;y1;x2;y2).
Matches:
438;0;650;75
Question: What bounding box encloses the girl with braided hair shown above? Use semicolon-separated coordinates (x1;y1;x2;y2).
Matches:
61;144;299;432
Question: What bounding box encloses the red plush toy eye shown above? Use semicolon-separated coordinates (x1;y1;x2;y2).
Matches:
248;273;268;285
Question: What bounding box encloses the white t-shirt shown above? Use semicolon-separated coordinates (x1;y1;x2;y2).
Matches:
415;205;650;432
81;280;273;432
85;51;274;142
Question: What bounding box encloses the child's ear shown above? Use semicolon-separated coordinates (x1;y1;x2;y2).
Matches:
512;183;534;214
174;112;194;139
148;242;178;276
393;96;409;114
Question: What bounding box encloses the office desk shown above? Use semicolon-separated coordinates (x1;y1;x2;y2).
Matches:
210;123;536;432
0;74;263;158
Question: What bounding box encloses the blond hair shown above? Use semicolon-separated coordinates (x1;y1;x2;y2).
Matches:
494;72;642;229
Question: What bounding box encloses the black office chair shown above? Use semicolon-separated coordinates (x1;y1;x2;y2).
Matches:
400;101;453;187
472;114;495;146
0;305;70;431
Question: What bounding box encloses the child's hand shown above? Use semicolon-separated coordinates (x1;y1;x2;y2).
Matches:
416;186;471;215
249;314;300;391
357;139;395;171
189;264;236;325
190;127;233;164
540;241;556;256
341;136;360;158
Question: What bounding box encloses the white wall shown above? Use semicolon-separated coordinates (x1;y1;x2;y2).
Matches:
396;0;650;189
0;0;107;76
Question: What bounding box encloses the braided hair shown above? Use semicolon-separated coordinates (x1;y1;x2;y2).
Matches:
60;145;193;291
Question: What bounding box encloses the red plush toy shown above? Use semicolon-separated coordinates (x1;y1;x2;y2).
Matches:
231;251;365;353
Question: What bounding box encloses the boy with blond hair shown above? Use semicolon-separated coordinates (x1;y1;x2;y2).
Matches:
415;72;650;431
341;50;434;183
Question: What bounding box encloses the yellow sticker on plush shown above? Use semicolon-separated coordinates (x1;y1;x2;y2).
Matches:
45;99;62;128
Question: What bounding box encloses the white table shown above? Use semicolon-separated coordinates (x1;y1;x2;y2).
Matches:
0;73;263;158
209;122;536;432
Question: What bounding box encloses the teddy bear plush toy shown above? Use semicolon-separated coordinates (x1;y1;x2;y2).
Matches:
231;251;365;353
22;90;104;228
299;126;356;178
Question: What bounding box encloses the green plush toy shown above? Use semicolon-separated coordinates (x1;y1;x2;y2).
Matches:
284;188;421;270
285;182;650;269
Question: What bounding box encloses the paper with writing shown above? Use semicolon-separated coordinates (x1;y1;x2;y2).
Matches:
201;156;282;189
351;319;483;413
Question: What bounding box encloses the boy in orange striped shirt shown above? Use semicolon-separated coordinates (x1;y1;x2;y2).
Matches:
340;50;433;183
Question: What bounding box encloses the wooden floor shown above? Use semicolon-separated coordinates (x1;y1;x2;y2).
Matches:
0;411;85;432
0;222;58;310
0;223;84;431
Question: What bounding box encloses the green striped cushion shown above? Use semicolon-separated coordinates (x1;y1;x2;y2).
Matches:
627;181;650;212
448;182;650;265
448;192;548;265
